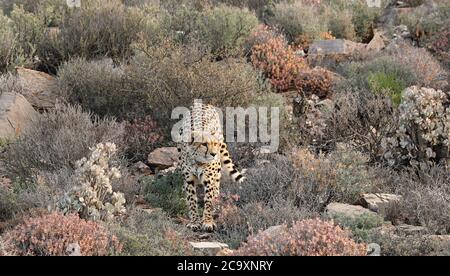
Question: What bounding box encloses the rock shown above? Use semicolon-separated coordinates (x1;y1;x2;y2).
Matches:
147;147;179;169
308;39;366;56
66;242;81;256
189;241;229;256
366;31;387;53
325;202;377;219
15;67;59;111
366;0;382;8
395;224;428;236
131;161;153;175
367;243;381;256
359;193;402;217
0;92;38;139
308;39;367;68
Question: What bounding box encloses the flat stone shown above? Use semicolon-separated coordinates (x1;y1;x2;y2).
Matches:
395;224;428;236
359;193;402;216
147;147;179;169
189;241;229;256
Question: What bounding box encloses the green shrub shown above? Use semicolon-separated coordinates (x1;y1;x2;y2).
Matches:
109;208;196;256
339;56;417;102
267;1;327;42
0;185;20;222
143;171;187;217
129;42;264;128
326;9;356;40
350;0;381;43
57;0;145;62
194;5;258;57
58;58;149;119
367;72;405;106
4;104;123;183
330;212;385;243
0;13;17;72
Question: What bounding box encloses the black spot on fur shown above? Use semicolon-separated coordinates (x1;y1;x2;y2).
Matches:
235;175;243;181
224;159;231;164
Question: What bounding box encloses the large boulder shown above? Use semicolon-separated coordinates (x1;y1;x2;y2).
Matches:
359;193;402;218
15;67;59;111
0;92;38;140
308;39;367;68
147;147;179;169
325;202;377;219
308;39;366;56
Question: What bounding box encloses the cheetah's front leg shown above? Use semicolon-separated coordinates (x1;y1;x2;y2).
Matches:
201;174;220;232
183;173;201;231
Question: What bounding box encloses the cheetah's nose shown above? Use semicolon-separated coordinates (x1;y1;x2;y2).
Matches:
210;153;216;157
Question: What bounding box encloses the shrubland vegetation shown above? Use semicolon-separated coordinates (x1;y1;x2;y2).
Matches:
0;0;448;256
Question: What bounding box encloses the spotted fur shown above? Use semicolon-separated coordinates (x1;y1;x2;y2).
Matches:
177;103;245;231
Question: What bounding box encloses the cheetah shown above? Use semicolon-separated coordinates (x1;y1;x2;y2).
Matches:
177;103;245;232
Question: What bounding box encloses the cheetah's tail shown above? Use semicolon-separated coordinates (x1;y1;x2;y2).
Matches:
219;142;246;183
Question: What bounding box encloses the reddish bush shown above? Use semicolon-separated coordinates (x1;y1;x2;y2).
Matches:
232;218;367;256
2;212;122;256
123;116;162;162
251;36;308;92
295;67;335;99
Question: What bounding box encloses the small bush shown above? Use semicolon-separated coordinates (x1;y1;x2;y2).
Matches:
313;90;397;161
232;218;366;256
295;67;335;99
4;104;123;183
367;72;405;106
0;185;20;222
129;42;264;127
57;0;145;62
194;5;258;57
4;211;122;255
2;212;122;256
58;58;149;119
392;164;450;235
291;147;379;209
381;86;449;166
122;116;163;163
251;36;308;92
0;13;17;72
143;171;187;217
215;198;312;249
330;212;385;243
109;208;196;256
326;8;356;40
59;143;126;222
385;41;448;90
267;1;327;42
339;56;417;103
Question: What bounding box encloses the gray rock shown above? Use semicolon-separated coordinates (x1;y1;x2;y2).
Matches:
189;241;229;256
0;92;38;140
309;39;366;56
367;243;381;256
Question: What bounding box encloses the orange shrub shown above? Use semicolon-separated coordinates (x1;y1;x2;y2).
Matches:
295;67;335;99
232;218;367;256
251;36;308;92
2;212;122;256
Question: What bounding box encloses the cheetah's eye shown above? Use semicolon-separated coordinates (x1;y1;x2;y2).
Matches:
202;143;208;147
